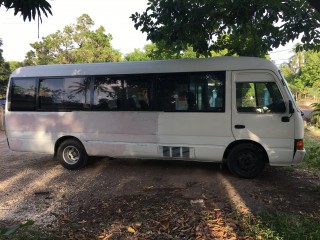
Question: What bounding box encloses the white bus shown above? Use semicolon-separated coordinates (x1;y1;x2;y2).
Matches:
5;57;306;178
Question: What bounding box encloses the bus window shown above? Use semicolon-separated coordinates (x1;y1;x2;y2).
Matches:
10;78;36;111
39;77;90;110
156;72;225;112
189;72;225;112
93;75;152;111
236;82;285;113
156;73;188;111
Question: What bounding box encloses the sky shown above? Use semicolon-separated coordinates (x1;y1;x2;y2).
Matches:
0;0;295;64
0;0;149;61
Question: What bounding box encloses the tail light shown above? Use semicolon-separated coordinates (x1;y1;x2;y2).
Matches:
295;139;304;151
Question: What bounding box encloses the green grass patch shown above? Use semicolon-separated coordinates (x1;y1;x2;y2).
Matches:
298;128;320;170
201;209;320;240
259;212;320;240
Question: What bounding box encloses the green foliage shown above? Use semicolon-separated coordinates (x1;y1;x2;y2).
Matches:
131;0;320;57
8;61;23;72
311;102;320;115
0;39;10;98
305;138;320;167
26;14;122;65
299;129;320;169
202;209;320;239
125;43;230;61
0;0;52;22
310;103;320;128
260;212;320;240
281;48;320;101
296;51;320;89
0;220;34;237
125;48;150;61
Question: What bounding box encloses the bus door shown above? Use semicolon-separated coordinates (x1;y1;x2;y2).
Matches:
231;71;295;165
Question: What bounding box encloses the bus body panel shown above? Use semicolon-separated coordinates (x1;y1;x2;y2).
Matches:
5;110;234;162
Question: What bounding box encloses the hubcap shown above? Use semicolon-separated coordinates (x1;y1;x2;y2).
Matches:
237;151;256;171
62;146;80;165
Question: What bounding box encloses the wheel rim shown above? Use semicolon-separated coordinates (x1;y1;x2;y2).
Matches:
237;150;257;171
62;146;80;165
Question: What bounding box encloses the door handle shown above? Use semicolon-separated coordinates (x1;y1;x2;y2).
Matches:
281;116;290;122
235;125;245;129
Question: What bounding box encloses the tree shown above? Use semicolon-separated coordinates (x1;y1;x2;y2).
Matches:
125;48;150;61
0;39;11;98
0;0;52;22
125;42;230;61
284;50;320;100
131;0;320;57
25;14;122;65
290;44;305;73
296;51;320;90
310;102;320;127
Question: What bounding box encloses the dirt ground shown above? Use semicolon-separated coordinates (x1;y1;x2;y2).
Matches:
0;130;320;239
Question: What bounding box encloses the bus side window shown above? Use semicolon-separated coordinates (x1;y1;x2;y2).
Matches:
93;76;120;110
93;75;152;111
236;82;285;113
157;72;225;112
10;78;36;111
39;78;90;111
156;73;188;111
189;72;225;112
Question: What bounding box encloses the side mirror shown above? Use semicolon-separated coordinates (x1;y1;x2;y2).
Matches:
289;100;295;114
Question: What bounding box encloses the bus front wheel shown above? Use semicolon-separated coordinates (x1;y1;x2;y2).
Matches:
57;139;88;170
227;143;265;178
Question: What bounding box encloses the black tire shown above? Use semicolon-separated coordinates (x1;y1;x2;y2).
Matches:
57;139;88;170
227;143;266;178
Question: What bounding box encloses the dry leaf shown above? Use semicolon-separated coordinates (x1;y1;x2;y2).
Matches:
160;219;169;230
127;226;136;233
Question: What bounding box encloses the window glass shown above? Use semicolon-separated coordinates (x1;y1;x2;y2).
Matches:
190;72;225;112
156;72;225;112
39;77;90;110
93;75;152;111
156;73;188;111
10;78;36;111
236;82;285;113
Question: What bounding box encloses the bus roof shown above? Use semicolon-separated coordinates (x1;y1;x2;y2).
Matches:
11;56;280;78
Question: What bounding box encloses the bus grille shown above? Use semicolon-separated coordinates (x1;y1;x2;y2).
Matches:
159;146;194;159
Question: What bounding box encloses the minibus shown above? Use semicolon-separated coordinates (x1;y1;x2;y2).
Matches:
5;57;306;178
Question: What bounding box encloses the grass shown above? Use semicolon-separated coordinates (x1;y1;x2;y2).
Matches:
201;210;320;240
259;213;320;240
298;127;320;170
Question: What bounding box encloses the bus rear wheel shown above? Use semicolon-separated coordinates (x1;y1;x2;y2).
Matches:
227;143;265;178
57;139;88;170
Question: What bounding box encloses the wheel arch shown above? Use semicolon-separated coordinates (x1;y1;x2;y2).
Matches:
54;136;85;159
223;140;270;164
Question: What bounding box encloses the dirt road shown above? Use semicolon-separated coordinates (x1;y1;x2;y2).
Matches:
0;131;320;239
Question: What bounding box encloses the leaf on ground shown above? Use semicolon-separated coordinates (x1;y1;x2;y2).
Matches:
159;219;170;230
127;226;136;233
